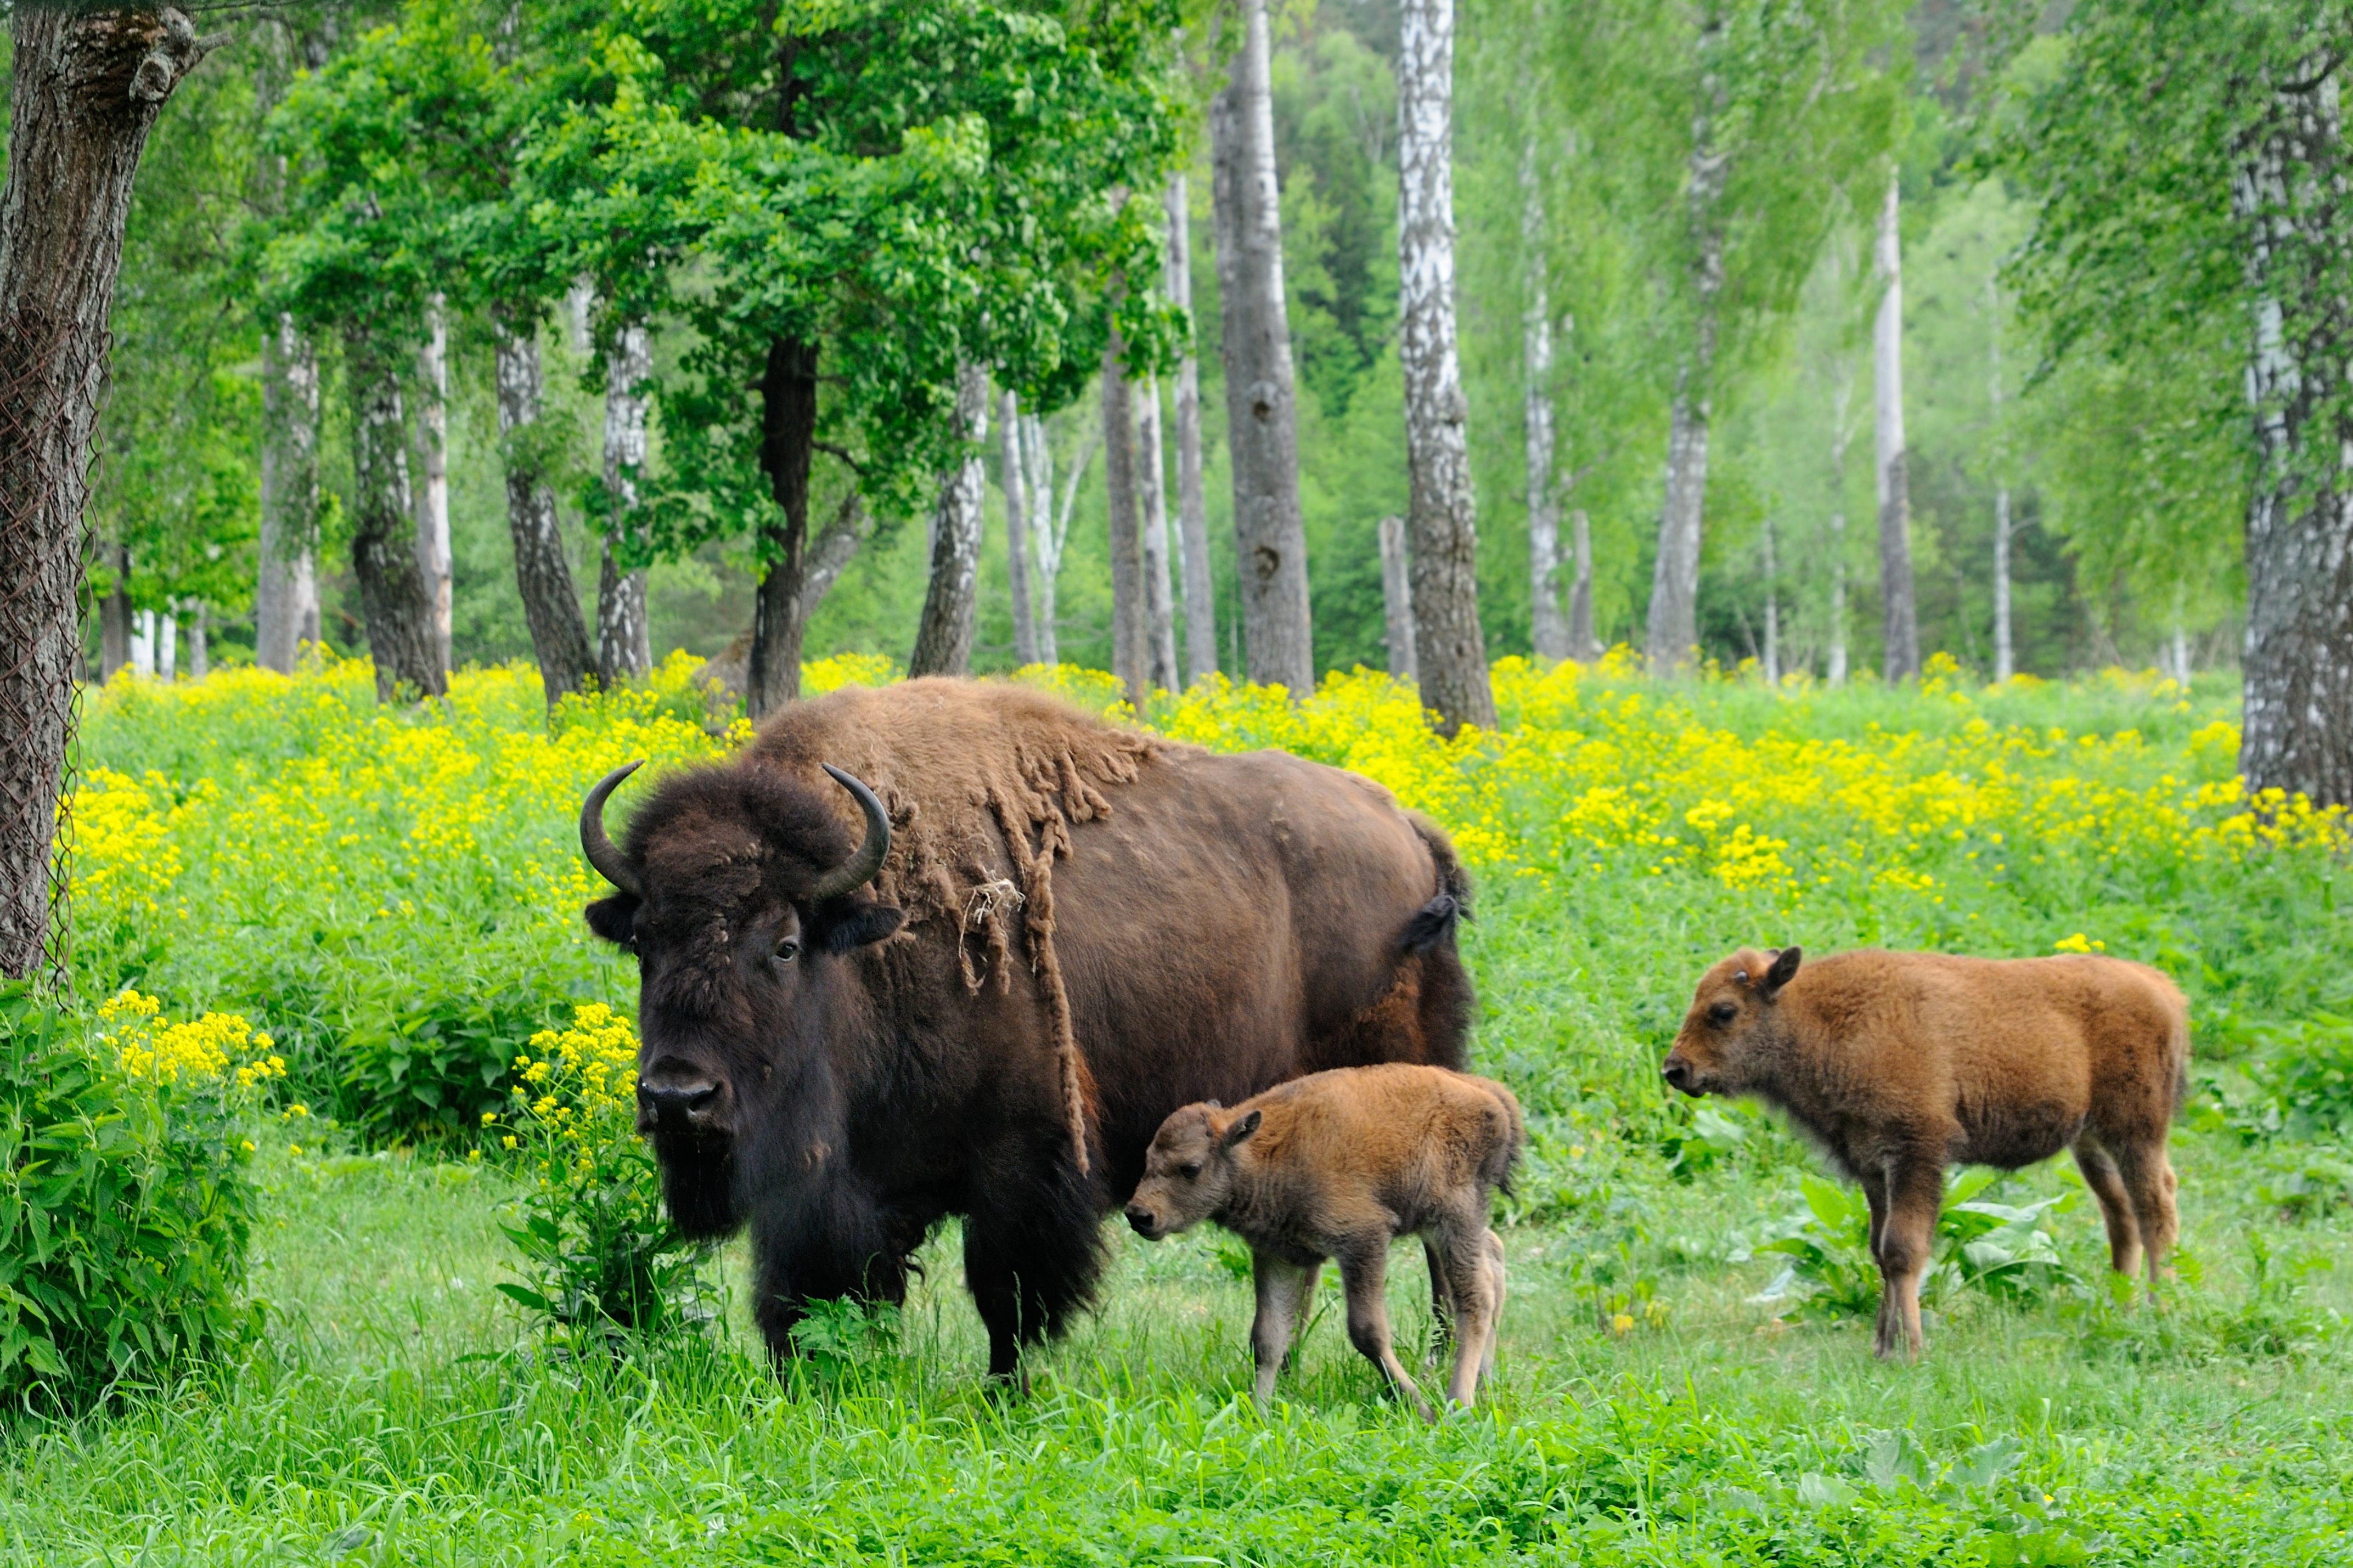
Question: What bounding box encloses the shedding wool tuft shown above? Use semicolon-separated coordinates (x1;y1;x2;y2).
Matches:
748;679;1166;1174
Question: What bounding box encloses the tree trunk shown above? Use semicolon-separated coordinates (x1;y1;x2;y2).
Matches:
1521;136;1568;664
493;311;595;703
1379;515;1417;685
1102;335;1148;702
159;606;177;679
2235;61;2353;808
748;338;820;717
1991;487;2012;683
598;319;654;685
1138;373;1179;687
257;312;320;671
998;388;1039;665
345;330;446;703
1873;170;1919;683
0;4;221;977
1760;514;1780;688
1027;411;1095;667
1166;172;1217;682
189;601;208;679
1827;367;1854;687
1567;507;1596;660
910;360;990;677
1645;34;1727;676
1211;0;1314;695
100;544;132;681
1397;0;1491;733
415;294;452;676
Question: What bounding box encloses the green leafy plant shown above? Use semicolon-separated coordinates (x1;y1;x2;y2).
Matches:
787;1298;903;1376
0;985;276;1410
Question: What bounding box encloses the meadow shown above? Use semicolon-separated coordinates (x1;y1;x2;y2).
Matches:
4;653;2352;1565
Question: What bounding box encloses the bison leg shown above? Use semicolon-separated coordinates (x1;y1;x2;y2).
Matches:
961;1167;1106;1383
748;1190;915;1365
1423;1239;1454;1368
1249;1252;1319;1405
1873;1161;1941;1363
1480;1227;1507;1380
1433;1221;1499;1410
2112;1140;2180;1291
1338;1242;1434;1422
1858;1166;1892;1350
2070;1133;2144;1280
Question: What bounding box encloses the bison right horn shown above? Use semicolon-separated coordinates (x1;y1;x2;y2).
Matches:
810;764;892;900
580;760;646;898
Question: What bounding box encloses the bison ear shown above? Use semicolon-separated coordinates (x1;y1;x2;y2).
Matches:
586;894;640;949
1764;944;1802;997
1221;1108;1263;1148
820;899;906;954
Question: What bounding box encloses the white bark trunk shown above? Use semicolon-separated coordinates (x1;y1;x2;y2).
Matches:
414;294;452;675
1988;271;2013;683
189;601;208;679
493;313;595;702
1827;367;1854;687
257;311;320;670
1138;373;1178;687
1873;170;1918;682
1761;514;1779;687
1380;514;1417;685
1521;137;1568;663
1166;172;1217;681
999;387;1039;665
1567;507;1597;660
598;319;654;684
909;360;990;676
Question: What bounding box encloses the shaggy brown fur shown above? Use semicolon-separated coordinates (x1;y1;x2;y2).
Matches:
1125;1064;1524;1417
1663;945;2190;1360
585;678;1475;1380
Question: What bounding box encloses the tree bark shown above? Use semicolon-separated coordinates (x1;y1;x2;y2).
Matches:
100;543;132;681
345;330;446;703
1988;272;2012;683
189;601;208;680
2235;59;2353;807
1211;0;1314;695
998;388;1039;665
1520;136;1568;664
1138;373;1179;687
1567;507;1597;660
748;338;820;717
257;312;320;670
1166;172;1217;682
1397;0;1491;733
598;319;654;685
1379;515;1417;685
1760;513;1779;687
1646;29;1727;676
1827;366;1854;687
910;360;991;677
1873;170;1919;683
493;311;595;704
1102;336;1149;702
1027;412;1096;667
415;294;452;675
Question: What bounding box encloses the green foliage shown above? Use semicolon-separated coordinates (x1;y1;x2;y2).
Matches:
0;987;267;1412
786;1297;904;1375
2204;1013;2353;1144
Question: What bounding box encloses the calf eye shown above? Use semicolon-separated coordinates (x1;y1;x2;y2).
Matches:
1179;1162;1202;1180
773;938;800;963
1708;1001;1738;1024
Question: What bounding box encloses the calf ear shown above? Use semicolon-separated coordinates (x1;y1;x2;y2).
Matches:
821;899;907;954
1764;944;1803;996
1220;1108;1263;1148
586;895;640;949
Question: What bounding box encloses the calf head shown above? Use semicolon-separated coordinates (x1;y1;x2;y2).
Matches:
578;758;905;1239
1125;1102;1263;1240
1662;945;1802;1097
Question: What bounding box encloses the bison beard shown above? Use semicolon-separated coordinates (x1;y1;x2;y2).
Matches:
583;678;1473;1380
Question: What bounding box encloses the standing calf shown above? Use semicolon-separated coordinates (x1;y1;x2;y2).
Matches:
1124;1063;1522;1418
1663;945;2189;1360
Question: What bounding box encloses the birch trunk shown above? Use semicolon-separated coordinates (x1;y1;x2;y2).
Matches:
1827;368;1854;687
493;312;596;704
1379;515;1418;685
1166;172;1217;681
100;545;132;681
253;24;319;673
910;361;991;676
598;320;654;685
1873;170;1919;683
1102;337;1149;702
998;388;1039;665
1520;137;1569;663
2234;59;2353;806
345;331;446;703
1211;0;1314;694
1645;33;1728;675
1397;0;1491;732
1028;413;1096;667
1761;514;1780;687
189;602;208;680
748;339;820;717
1138;373;1179;687
1988;273;2013;683
414;294;452;675
1567;508;1597;660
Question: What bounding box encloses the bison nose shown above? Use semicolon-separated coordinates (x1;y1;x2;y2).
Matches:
1124;1204;1161;1239
1662;1058;1695;1095
638;1078;722;1134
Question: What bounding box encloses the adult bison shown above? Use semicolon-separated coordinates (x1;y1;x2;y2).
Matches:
579;678;1472;1378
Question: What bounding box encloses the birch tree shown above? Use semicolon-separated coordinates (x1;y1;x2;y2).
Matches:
415;296;453;675
1872;170;1918;682
909;362;991;676
598;320;654;684
1519;136;1569;663
1165;172;1217;681
998;388;1040;665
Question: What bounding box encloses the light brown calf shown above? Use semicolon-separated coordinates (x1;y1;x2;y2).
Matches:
1663;945;2189;1360
1125;1063;1523;1418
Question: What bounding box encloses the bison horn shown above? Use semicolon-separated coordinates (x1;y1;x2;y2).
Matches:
810;764;891;900
580;760;646;898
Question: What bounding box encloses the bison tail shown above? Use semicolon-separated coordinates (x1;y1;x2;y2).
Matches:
1480;1084;1527;1198
1401;893;1463;955
1408;813;1473;916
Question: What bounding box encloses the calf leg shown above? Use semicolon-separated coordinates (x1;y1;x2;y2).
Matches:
2113;1138;2180;1288
1873;1160;1942;1362
1480;1228;1506;1380
1249;1253;1319;1405
1339;1243;1434;1421
1423;1239;1454;1368
1433;1221;1500;1409
2071;1133;2143;1279
1859;1165;1892;1351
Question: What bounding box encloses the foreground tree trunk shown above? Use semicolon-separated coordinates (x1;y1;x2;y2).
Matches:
1102;337;1149;702
1646;29;1727;675
910;361;991;677
2236;59;2353;807
598;320;654;685
1397;0;1492;734
0;4;221;978
415;294;452;676
1873;170;1919;683
748;339;821;717
493;313;596;704
1165;172;1217;682
1520;137;1569;664
346;331;446;703
257;313;320;670
1211;0;1314;695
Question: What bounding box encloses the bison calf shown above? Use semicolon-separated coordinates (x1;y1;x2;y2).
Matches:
1663;945;2189;1360
1125;1063;1522;1418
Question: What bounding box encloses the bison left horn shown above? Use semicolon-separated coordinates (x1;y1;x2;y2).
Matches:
811;765;892;900
580;760;646;897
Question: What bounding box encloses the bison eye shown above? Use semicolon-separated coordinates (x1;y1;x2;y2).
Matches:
1179;1162;1202;1180
773;937;800;963
1708;1001;1738;1025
